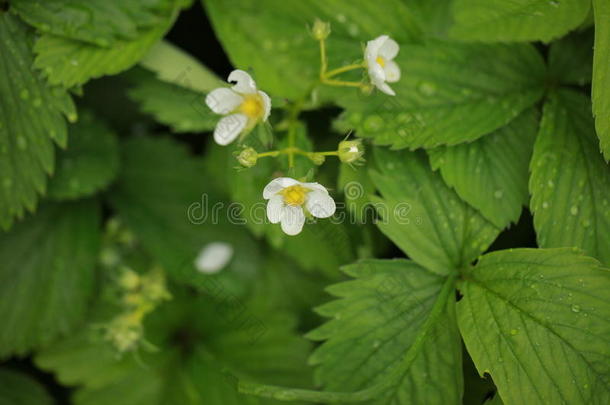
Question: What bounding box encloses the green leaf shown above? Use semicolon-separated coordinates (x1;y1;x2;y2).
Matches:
0;368;53;405
592;0;610;160
48;110;119;200
0;200;101;358
548;29;593;86
429;108;538;228
128;69;217;133
338;41;545;149
0;13;75;230
11;0;167;46
108;136;262;292
139;40;224;93
458;248;610;405
203;0;422;99
370;148;500;275
33;0;183;88
306;259;461;404
450;0;591;43
530;90;610;266
36;291;311;405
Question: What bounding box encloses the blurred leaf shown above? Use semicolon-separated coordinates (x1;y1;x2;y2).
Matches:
337;162;375;223
128;69;217;133
338;41;544;149
429;108;538;228
11;0;168;46
48;110;119;200
370;148;500;275
0;14;75;230
458;248;610;405
548;29;593;86
108;136;262;294
203;0;421;99
33;0;184;88
450;0;590;43
530;90;610;266
592;0;610;160
407;0;454;39
0;368;53;405
0;200;101;358
139;40;224;92
307;259;461;404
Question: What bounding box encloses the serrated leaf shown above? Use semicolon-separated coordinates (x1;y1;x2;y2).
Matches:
307;259;461;404
0;200;101;358
592;0;610;160
0;368;53;405
338;41;544;150
429;108;538;228
450;0;591;43
36;291;311;405
548;29;593;86
0;13;75;230
203;0;421;99
530;90;610;266
108;136;262;293
139;40;224;93
370;148;500;275
48;110;119;200
458;248;610;405
128;69;217;133
33;0;183;88
11;0;167;46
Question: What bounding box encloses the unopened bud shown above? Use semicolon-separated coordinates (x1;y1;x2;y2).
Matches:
311;18;331;41
236;147;258;167
338;139;365;164
309;153;326;165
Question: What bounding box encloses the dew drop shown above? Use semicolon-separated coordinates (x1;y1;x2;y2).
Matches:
16;136;27;150
570;206;579;215
510;329;519;335
418;81;437;96
494;189;504;199
582;220;591;228
542;201;549;209
571;304;581;313
19;89;30;100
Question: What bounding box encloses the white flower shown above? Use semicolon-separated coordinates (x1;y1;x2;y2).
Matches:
263;177;336;236
194;242;234;274
205;70;271;145
365;35;400;96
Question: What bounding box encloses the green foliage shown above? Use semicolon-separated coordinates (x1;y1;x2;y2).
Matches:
450;0;591;43
307;259;462;404
0;368;53;405
370;147;500;275
429;108;538;228
592;0;610;161
530;90;610;266
548;29;593;86
337;41;545;149
0;13;75;230
0;200;101;358
458;248;610;405
48;110;119;200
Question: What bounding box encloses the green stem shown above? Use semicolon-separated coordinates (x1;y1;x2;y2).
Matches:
324;63;365;79
316;151;339;156
320;78;365;88
319;39;328;78
237;274;457;403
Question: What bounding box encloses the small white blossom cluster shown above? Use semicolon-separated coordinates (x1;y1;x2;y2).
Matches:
205;33;400;235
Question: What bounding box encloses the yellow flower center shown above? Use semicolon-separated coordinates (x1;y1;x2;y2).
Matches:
239;93;264;119
376;56;386;67
279;185;310;206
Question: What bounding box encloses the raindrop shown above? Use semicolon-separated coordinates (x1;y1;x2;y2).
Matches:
582;220;591;228
19;89;29;100
494;189;504;199
571;304;581;313
16;136;27;150
418;81;437;96
547;180;554;188
372;340;380;348
542;202;549;209
548;0;560;7
570;206;578;215
336;14;347;23
510;329;519;336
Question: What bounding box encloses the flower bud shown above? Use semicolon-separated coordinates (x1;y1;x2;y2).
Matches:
311;18;331;41
309;153;326;165
338;139;365;164
236;147;258;167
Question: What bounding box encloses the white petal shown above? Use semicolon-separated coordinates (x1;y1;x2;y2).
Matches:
280;206;305;236
213;113;248;145
205;88;243;114
306;190;336;218
379;37;399;60
364;35;388;60
194;242;234;274
228;69;257;94
384;60;401;83
263;177;299;199
266;195;284;223
302;182;329;194
259;90;271;122
375;81;396;96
